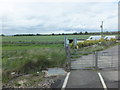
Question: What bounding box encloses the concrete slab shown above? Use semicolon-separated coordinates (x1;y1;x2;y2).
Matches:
66;70;103;88
100;70;118;88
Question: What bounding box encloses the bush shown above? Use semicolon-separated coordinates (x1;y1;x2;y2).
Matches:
83;41;89;47
70;42;74;48
70;38;117;49
99;38;117;46
110;38;117;42
99;38;105;42
77;40;100;48
77;42;84;48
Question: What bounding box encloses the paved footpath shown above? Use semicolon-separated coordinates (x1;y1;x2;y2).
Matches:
66;70;103;88
64;45;119;89
100;70;118;89
65;70;118;89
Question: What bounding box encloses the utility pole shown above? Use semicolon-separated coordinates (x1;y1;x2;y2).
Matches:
100;21;104;38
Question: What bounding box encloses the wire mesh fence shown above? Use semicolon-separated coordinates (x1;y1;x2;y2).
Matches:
97;51;118;70
65;45;118;70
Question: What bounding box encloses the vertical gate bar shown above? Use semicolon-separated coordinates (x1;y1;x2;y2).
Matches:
67;45;71;71
93;53;95;68
64;36;71;71
64;36;66;47
95;52;98;69
111;52;114;68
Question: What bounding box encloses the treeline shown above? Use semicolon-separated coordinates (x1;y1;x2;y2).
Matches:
1;31;119;36
72;31;120;35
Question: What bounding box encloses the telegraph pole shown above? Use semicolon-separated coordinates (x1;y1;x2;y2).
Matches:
100;21;104;38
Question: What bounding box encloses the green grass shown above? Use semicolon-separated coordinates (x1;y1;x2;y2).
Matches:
3;48;66;71
2;35;118;84
2;35;90;42
2;35;75;83
2;47;66;83
2;44;63;51
2;35;118;42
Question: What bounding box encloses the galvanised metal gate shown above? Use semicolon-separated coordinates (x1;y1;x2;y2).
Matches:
65;45;118;70
97;51;118;70
70;48;97;70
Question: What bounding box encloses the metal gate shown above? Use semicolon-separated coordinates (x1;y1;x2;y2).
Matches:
65;46;118;70
97;51;118;70
70;48;96;70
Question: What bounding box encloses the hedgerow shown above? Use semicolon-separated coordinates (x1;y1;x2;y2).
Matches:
70;38;117;48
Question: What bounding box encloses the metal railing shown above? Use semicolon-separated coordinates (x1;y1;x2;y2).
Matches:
65;45;118;70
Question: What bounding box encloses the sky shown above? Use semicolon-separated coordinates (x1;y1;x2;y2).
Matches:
0;0;119;35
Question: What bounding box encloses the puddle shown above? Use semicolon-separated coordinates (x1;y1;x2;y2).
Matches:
42;68;67;77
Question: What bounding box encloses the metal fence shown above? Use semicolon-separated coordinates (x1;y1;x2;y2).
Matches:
97;51;118;70
70;48;96;70
65;45;118;70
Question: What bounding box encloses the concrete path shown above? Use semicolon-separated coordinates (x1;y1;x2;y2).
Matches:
100;70;118;88
65;70;118;89
66;70;103;88
63;45;119;89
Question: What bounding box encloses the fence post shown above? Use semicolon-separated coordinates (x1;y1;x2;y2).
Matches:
73;38;77;46
65;45;71;71
64;37;71;71
95;52;98;69
64;36;67;47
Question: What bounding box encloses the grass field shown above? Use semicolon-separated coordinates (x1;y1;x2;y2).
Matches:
2;35;90;42
2;34;118;84
2;35;90;83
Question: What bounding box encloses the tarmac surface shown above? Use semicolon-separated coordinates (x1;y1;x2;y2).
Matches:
66;70;103;88
66;45;119;89
100;70;118;88
66;70;118;89
52;45;119;89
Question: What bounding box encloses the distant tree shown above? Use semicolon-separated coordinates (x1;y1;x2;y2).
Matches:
105;31;109;35
36;33;40;36
85;31;88;35
79;32;83;35
58;33;61;35
62;33;64;35
73;32;77;35
90;33;95;35
52;33;54;35
1;34;5;36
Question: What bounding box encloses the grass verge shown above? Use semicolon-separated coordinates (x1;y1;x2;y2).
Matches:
2;47;66;83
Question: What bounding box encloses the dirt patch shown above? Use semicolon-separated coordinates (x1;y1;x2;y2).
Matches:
2;72;66;88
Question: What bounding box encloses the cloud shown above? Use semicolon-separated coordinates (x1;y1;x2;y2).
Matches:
0;1;118;34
